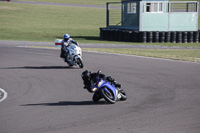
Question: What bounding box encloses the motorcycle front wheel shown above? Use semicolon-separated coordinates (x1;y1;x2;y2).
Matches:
77;58;84;68
119;89;127;101
100;87;116;104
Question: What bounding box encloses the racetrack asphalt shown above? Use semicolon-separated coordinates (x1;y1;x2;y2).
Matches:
0;41;200;133
1;1;200;132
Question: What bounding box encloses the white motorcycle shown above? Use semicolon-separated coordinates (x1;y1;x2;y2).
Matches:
63;43;84;68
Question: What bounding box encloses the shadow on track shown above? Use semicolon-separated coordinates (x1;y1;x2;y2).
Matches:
21;101;107;106
1;66;79;69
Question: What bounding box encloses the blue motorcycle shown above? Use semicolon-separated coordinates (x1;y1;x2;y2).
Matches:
91;71;127;104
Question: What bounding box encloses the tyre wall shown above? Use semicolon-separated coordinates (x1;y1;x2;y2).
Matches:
99;28;200;43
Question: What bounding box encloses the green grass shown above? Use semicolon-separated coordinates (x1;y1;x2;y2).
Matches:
0;1;200;62
0;2;106;42
171;0;200;2
13;0;121;5
83;48;200;62
0;2;200;46
13;0;200;5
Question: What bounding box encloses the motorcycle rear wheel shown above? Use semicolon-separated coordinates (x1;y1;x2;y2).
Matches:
100;87;116;104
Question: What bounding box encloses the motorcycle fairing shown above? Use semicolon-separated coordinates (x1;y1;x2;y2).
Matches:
99;80;117;100
64;44;82;66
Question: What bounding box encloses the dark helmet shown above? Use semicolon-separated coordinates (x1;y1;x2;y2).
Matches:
81;70;91;80
63;34;70;42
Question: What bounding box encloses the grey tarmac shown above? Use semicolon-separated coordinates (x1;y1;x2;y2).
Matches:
0;41;200;133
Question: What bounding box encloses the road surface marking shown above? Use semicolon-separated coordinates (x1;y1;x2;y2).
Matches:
0;88;8;103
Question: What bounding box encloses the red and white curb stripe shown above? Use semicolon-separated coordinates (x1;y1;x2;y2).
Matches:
0;88;7;103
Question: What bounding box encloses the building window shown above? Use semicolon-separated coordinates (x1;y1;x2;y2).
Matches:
146;3;151;12
146;2;163;13
159;3;163;12
152;3;158;12
127;2;137;14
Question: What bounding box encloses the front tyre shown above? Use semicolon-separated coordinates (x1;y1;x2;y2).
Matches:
100;87;116;104
119;89;127;101
77;58;84;68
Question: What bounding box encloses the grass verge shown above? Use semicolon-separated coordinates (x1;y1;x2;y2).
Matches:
0;2;105;42
83;48;200;63
1;2;200;63
24;46;200;63
13;0;121;5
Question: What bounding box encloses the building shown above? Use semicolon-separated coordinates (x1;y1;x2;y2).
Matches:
100;0;199;43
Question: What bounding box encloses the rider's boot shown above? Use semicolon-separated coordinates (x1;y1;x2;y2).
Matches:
64;58;68;62
92;92;101;102
60;51;65;58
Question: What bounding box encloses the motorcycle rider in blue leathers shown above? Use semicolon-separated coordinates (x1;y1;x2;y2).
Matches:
81;70;121;93
60;34;79;62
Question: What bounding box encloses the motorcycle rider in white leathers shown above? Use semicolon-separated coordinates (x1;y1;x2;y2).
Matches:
60;34;79;62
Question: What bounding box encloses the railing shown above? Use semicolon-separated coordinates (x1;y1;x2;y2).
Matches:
106;2;122;27
170;1;198;12
106;1;198;29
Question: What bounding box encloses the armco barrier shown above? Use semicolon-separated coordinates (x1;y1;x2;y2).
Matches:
99;28;200;43
109;29;115;41
153;32;159;43
127;30;133;42
115;30;120;41
147;32;153;43
171;32;176;43
187;32;193;43
165;32;171;43
159;32;165;43
193;31;199;43
140;32;147;43
118;30;124;41
133;31;139;42
99;28;105;40
176;32;182;43
182;32;188;43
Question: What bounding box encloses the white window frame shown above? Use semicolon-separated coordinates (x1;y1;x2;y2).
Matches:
146;2;164;13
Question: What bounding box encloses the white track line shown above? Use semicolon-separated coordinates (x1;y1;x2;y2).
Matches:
0;88;8;103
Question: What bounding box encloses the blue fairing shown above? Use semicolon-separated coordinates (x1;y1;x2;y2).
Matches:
100;80;117;100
